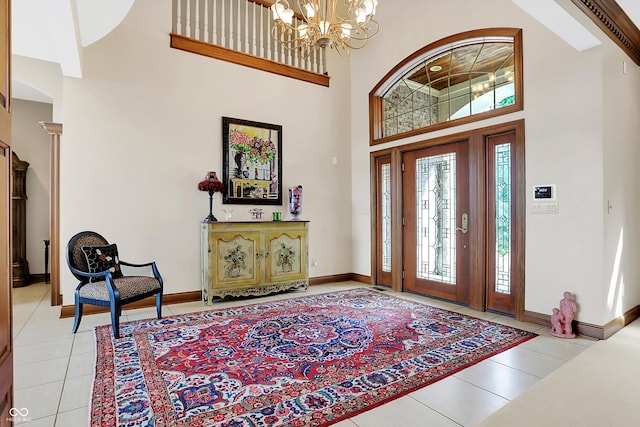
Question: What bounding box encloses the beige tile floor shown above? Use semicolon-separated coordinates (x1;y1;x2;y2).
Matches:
477;314;640;427
12;281;597;426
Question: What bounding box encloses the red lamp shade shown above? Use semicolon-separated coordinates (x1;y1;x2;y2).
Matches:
198;171;225;193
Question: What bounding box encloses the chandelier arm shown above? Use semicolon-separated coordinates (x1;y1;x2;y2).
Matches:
272;0;297;33
295;0;310;21
337;2;360;24
342;35;369;50
346;20;379;41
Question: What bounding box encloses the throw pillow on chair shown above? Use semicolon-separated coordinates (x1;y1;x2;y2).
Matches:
81;244;124;282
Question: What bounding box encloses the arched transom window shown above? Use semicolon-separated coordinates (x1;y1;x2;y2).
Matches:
370;28;523;145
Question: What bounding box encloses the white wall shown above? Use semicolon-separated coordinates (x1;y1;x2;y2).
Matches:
11;99;52;277
58;0;353;304
349;0;632;325
601;48;640;324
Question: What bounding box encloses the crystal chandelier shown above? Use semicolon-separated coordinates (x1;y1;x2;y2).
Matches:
270;0;379;57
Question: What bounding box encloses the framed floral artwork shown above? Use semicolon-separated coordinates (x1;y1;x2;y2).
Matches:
222;117;283;205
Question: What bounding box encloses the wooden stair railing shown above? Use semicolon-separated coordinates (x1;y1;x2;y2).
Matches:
170;0;330;87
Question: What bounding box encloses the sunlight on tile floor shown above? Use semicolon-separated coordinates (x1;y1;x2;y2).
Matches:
11;281;596;426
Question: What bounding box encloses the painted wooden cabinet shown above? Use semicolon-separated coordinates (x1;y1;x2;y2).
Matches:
201;221;309;303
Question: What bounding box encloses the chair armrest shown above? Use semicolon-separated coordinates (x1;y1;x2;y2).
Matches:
119;260;162;284
119;260;154;268
71;267;119;298
69;265;110;280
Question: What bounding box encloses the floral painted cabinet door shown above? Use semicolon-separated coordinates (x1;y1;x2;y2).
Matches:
213;231;261;288
201;221;309;303
265;229;308;283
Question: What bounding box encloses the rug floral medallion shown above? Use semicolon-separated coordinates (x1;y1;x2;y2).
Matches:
91;288;536;426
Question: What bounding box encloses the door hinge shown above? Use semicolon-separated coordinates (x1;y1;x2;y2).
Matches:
402;216;405;226
401;163;405;172
402;270;405;279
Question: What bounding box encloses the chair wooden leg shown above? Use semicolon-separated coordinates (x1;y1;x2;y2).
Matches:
72;300;83;334
156;293;162;319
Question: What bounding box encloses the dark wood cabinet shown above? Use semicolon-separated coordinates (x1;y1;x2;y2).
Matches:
12;152;30;287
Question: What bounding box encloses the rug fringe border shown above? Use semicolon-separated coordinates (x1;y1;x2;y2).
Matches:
89;327;98;427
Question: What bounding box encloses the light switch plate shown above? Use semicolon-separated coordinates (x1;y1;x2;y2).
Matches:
530;202;559;214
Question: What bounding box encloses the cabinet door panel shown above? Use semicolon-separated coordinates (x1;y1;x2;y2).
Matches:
202;222;309;303
265;229;307;283
212;231;261;288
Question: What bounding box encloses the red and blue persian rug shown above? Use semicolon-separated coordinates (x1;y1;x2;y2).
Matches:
91;288;536;426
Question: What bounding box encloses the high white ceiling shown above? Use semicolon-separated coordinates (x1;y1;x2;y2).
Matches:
11;0;134;101
12;0;135;73
9;0;640;103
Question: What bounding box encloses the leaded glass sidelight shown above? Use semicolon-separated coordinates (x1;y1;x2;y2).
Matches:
416;153;457;284
495;143;511;294
381;163;391;272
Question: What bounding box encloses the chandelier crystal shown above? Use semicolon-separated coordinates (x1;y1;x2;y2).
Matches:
270;0;379;57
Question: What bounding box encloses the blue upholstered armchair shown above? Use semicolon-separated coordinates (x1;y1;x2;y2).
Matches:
66;231;163;338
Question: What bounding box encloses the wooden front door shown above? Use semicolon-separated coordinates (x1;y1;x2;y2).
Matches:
402;141;470;303
0;0;14;422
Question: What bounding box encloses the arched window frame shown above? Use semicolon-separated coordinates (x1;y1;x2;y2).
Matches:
369;28;523;146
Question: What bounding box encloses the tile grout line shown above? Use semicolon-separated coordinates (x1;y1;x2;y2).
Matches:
52;298;80;427
11;283;50;342
487;347;566;378
407;394;465;426
453;371;521;403
13;284;64;424
517;339;592;361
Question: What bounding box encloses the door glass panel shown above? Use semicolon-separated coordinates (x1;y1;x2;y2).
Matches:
416;153;457;284
381;163;391;272
495;143;511;294
379;39;516;139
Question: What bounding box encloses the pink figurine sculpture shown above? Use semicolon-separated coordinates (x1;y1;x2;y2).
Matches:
550;308;563;336
550;291;577;338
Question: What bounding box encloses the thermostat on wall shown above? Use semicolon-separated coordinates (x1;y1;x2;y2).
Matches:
533;185;555;200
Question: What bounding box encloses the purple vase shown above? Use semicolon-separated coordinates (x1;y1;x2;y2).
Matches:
289;186;302;219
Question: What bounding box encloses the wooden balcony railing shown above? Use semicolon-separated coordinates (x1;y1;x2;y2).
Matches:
170;0;330;87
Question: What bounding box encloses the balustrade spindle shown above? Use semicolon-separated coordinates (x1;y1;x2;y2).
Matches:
197;0;204;41
180;0;188;36
215;0;222;46
206;0;213;44
172;0;178;33
249;2;256;56
265;6;273;61
233;0;239;51
221;0;228;48
171;0;326;77
189;0;196;38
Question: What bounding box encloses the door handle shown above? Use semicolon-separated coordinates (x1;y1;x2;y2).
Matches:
457;213;468;234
